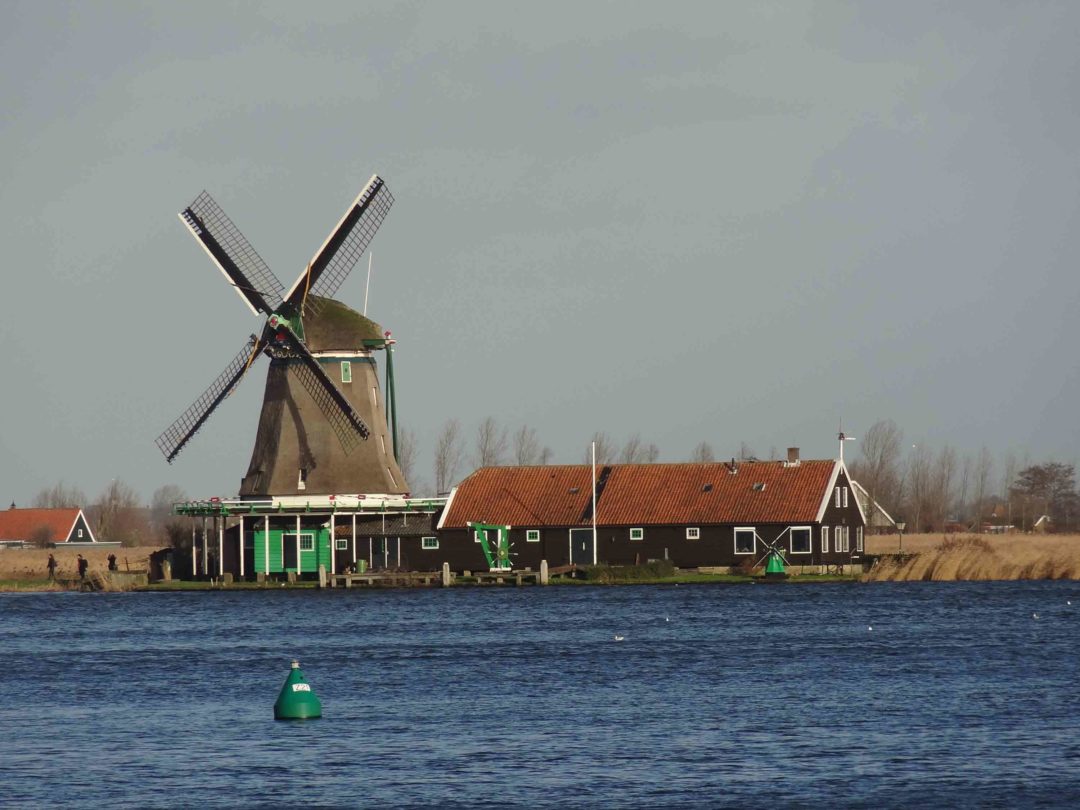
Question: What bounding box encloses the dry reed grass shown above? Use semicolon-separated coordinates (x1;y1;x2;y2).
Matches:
0;545;163;581
865;533;1080;581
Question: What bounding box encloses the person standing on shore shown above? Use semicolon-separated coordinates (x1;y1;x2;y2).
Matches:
47;554;57;581
77;554;88;580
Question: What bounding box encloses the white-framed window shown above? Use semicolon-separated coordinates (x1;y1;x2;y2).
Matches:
77;529;83;538
341;361;352;383
285;532;316;552
298;468;308;491
821;526;830;554
630;528;644;541
842;487;849;508
836;526;849;552
526;529;540;543
422;536;439;550
856;526;863;552
335;538;348;551
734;527;755;555
686;527;700;540
835;487;841;508
790;526;811;554
474;530;483;543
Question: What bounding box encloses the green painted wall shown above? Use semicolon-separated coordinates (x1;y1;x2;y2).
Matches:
253;527;331;574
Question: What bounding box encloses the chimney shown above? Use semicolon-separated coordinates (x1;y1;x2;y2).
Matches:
787;447;800;463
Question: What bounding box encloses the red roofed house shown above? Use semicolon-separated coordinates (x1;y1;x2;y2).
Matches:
436;450;866;573
0;506;97;546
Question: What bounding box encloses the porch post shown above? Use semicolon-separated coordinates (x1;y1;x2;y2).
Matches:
239;515;245;578
263;515;270;575
296;514;302;575
330;514;336;575
218;517;224;576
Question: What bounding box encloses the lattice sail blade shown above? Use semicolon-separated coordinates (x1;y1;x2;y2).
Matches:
283;175;393;313
155;336;265;463
273;327;369;453
181;191;286;315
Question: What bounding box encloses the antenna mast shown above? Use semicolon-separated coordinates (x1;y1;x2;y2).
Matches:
363;252;373;316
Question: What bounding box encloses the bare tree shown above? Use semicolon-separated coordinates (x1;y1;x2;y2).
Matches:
434;419;465;494
971;446;994;532
513;425;550;465
737;442;756;461
584;432;617;465
396;428;418;486
849;419;904;517
906;445;934;533
94;479;146;546
644;443;660;463
150;484;188;548
29;525;55;548
931;445;958;529
474;417;508;467
958;453;973;524
538;446;554;465
32;481;87;509
690;441;716;463
1002;450;1018;525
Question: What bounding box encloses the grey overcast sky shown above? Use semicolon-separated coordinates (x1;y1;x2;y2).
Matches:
1;1;1078;504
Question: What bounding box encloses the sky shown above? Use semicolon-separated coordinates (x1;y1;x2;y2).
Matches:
1;1;1078;505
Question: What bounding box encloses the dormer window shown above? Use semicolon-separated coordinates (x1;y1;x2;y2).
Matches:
298;468;308;491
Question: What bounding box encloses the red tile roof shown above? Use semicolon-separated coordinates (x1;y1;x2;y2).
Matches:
0;508;85;542
440;461;839;529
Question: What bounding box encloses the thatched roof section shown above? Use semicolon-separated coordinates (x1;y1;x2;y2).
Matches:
303;296;383;352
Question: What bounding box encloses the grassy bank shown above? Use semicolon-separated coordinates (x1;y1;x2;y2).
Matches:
865;533;1080;581
0;545;162;581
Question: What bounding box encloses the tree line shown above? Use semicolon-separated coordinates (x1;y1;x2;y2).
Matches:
27;481;189;548
849;419;1080;533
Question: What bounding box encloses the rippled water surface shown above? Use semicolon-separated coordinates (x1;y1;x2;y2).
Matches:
3;581;1080;808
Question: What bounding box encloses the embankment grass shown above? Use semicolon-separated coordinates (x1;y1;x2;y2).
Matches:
865;533;1080;581
0;545;162;583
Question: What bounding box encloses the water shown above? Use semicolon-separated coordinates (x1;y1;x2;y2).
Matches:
3;581;1080;808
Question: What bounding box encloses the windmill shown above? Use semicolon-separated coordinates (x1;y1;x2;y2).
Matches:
155;175;408;497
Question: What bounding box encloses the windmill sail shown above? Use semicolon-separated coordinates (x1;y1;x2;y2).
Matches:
181;191;285;315
156;336;266;463
284;175;394;314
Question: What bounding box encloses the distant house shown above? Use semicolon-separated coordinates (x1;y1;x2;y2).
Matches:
0;506;97;545
850;480;899;535
437;452;867;573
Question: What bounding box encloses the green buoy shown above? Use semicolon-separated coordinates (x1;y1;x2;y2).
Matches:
274;660;322;720
763;551;788;581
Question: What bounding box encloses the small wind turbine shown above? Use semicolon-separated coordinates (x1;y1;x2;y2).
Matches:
838;422;856;462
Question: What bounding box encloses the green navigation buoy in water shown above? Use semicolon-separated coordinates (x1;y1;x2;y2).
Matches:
274;660;322;720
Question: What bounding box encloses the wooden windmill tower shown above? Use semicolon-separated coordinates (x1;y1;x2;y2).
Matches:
155;175;408;498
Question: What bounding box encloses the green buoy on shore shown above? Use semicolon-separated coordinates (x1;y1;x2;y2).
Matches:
274;660;322;720
764;551;788;581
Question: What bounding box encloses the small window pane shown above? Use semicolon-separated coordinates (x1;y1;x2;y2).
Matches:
630;528;644;541
422;536;439;550
735;528;755;554
335;538;348;551
686;527;700;540
341;361;352;383
300;535;314;551
526;530;540;542
791;527;811;554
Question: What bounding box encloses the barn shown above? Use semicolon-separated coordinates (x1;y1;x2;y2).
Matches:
436;451;866;573
0;506;97;546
